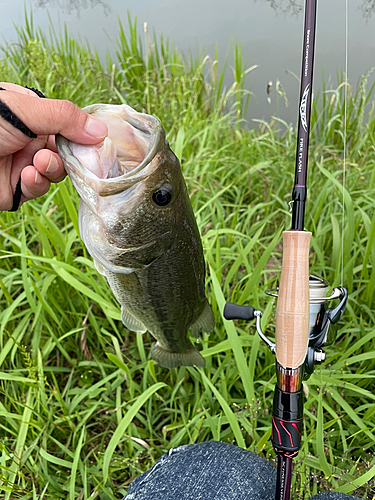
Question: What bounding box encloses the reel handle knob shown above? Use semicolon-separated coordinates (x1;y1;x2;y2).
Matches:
223;302;255;321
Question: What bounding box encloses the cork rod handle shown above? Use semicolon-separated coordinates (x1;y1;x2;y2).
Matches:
275;230;311;369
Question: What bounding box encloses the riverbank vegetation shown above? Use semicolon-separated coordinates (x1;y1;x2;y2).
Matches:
0;12;374;500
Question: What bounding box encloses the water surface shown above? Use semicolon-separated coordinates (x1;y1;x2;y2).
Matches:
0;0;374;125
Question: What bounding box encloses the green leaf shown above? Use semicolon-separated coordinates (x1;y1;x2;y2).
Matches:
200;371;246;448
210;266;255;403
40;448;73;469
102;382;166;482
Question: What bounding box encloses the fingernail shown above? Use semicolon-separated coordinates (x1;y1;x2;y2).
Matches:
46;155;59;174
85;116;108;139
35;170;43;185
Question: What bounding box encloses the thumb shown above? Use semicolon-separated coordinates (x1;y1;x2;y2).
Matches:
0;91;107;144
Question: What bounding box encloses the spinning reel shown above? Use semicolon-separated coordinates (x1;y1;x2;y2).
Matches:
224;275;348;378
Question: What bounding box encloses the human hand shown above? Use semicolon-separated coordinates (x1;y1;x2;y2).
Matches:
0;83;108;211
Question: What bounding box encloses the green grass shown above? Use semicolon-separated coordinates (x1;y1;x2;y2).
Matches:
0;10;374;500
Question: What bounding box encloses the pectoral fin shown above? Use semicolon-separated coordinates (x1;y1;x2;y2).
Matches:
121;306;147;334
189;299;215;338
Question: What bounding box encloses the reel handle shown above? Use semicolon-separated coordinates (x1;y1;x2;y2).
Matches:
223;303;255;321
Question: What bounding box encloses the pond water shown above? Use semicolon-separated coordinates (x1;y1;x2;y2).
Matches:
0;0;374;126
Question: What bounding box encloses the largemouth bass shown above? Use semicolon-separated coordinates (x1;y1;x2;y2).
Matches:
56;104;214;368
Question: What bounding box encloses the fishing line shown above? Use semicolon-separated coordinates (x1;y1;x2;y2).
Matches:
341;0;348;286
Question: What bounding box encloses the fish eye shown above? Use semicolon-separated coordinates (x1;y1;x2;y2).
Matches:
152;185;173;207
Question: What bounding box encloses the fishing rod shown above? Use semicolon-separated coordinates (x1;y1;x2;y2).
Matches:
224;1;347;499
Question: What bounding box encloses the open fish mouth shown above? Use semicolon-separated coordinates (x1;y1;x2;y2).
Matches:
56;104;165;197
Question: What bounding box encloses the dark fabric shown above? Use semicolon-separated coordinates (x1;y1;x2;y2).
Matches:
122;442;361;500
24;86;46;98
124;441;276;500
0;97;37;138
9;177;22;212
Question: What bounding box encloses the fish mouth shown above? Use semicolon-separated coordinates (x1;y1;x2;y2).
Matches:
56;104;165;197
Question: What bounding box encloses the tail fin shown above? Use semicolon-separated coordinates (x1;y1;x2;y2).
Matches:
151;342;205;369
